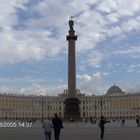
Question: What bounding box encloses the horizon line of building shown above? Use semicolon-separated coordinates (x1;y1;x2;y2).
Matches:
0;85;140;120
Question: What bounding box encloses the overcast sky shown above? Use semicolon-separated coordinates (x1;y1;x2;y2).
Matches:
0;0;140;95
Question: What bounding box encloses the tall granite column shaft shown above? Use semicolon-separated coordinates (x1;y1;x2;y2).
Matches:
67;29;77;97
64;19;80;120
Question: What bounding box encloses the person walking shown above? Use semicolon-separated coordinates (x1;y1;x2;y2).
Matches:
136;116;140;127
52;113;63;140
121;118;125;126
90;116;93;124
43;117;53;140
98;116;106;139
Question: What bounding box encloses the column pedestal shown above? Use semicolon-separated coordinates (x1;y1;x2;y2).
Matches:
64;97;80;121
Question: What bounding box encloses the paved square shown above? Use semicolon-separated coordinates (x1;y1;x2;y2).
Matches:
0;122;140;140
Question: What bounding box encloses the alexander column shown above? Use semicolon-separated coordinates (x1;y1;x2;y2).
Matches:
64;17;80;120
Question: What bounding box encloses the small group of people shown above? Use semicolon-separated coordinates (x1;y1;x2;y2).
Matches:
43;113;63;140
82;117;96;124
43;115;107;140
98;116;140;139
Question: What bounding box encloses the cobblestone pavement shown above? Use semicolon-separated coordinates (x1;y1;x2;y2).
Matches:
0;119;140;140
0;119;139;128
63;119;138;128
0;126;140;140
34;119;139;128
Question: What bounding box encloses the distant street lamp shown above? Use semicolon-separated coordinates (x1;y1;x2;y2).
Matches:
41;97;44;122
100;97;103;116
47;104;50;117
94;100;97;119
32;97;35;121
109;96;112;119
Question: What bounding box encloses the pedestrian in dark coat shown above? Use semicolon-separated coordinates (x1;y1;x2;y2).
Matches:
121;118;125;126
98;116;106;139
136;116;140;127
52;113;63;140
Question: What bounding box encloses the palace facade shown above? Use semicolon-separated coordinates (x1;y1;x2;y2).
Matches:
0;85;140;120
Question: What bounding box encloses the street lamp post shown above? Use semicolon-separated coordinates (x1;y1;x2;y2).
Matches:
100;97;103;117
109;96;111;119
94;100;97;119
41;97;44;122
32;97;35;121
47;103;50;117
